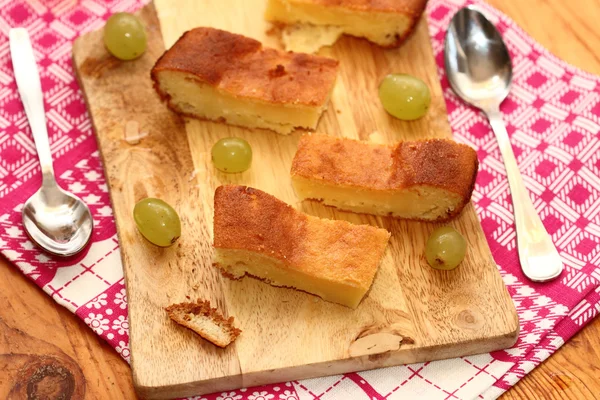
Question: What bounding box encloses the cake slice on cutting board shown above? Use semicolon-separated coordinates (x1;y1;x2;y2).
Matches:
151;27;338;134
265;0;428;53
290;134;478;221
213;185;390;309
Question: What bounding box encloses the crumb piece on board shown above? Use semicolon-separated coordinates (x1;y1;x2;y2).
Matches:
124;120;148;144
166;299;241;348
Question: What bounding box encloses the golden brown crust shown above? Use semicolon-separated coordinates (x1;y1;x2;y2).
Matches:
151;27;339;107
390;140;478;203
285;0;427;15
290;135;479;221
213;185;390;289
166;299;241;348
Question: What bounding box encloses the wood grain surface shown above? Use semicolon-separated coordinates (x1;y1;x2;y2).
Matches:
0;256;136;399
72;0;519;398
1;0;599;399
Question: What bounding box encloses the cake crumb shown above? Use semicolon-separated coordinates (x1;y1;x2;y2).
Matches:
124;120;148;144
368;131;386;144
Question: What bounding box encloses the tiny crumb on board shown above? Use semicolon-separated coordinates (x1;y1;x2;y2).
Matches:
124;120;148;144
368;131;386;144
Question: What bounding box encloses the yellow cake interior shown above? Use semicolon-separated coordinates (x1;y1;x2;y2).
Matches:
154;70;327;134
265;0;413;49
215;248;368;308
292;176;463;221
281;24;344;54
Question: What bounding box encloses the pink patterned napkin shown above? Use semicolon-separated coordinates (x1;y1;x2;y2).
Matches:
1;0;599;399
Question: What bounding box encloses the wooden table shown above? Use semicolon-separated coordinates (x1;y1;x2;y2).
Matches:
1;0;599;398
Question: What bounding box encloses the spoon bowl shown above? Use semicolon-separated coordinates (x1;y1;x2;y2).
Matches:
445;6;512;107
22;184;93;257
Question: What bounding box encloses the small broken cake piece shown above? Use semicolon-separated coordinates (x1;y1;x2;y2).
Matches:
290;135;478;221
265;0;428;52
151;27;339;135
166;299;241;348
213;185;390;309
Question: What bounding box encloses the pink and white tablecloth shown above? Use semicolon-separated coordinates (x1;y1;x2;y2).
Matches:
1;0;599;399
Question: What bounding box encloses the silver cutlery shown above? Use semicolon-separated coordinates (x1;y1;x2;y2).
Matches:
10;28;93;257
444;6;563;282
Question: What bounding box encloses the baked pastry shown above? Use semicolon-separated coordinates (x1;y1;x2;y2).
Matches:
151;27;339;134
166;299;241;348
213;185;390;309
265;0;428;52
290;135;478;221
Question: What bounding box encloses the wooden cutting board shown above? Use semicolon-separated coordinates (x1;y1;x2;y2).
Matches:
72;1;519;398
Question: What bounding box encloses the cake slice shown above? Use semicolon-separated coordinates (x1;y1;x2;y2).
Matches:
213;185;390;309
166;299;241;348
290;135;478;221
265;0;428;52
151;27;339;135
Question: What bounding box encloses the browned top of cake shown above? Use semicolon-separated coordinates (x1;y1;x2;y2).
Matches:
291;135;478;200
151;27;339;107
282;0;427;16
213;185;390;289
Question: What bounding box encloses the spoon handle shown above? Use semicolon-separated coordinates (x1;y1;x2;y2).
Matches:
486;106;563;282
9;28;55;185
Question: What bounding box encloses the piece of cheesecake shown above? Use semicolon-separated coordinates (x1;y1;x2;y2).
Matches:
265;0;428;52
213;185;390;309
290;135;478;221
151;27;338;135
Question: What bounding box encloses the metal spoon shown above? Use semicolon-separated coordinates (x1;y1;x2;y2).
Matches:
444;7;563;282
10;28;93;257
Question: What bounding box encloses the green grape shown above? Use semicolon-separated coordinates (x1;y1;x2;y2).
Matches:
211;137;252;173
425;226;467;270
378;74;431;120
103;12;147;61
133;198;181;247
